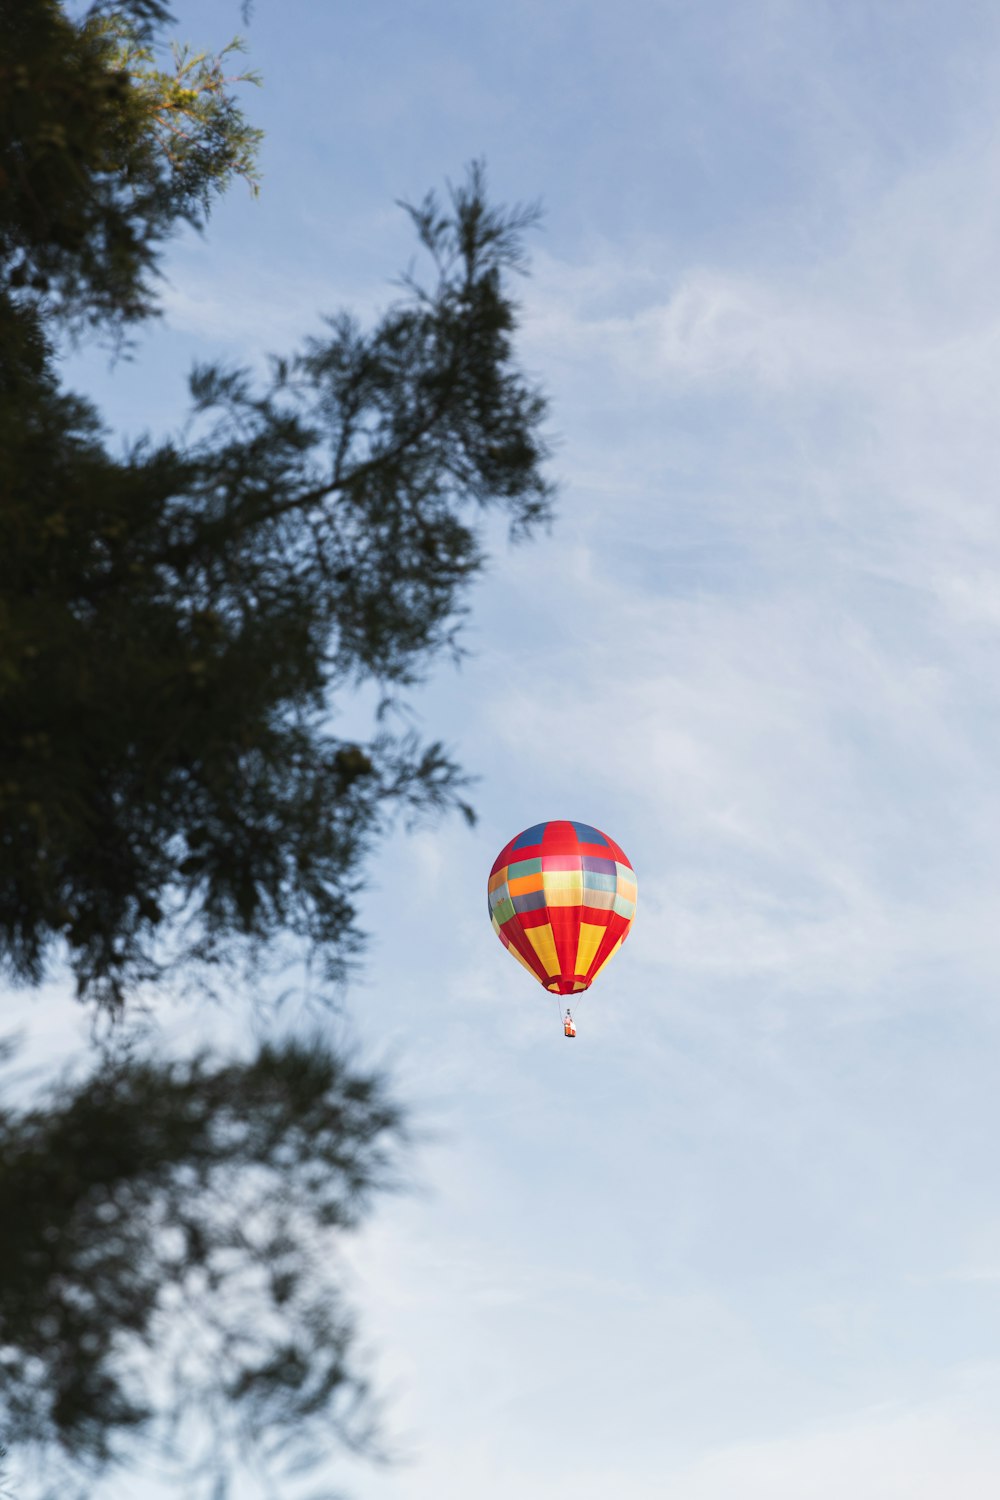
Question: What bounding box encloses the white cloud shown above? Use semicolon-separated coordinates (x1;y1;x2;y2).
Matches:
469;107;1000;1032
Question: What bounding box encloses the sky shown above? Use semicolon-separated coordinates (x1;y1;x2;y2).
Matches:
14;0;1000;1495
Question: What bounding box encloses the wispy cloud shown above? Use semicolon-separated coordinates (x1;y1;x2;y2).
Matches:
470;110;1000;1027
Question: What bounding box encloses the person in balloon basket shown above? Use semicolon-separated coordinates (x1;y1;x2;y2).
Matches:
563;1010;576;1039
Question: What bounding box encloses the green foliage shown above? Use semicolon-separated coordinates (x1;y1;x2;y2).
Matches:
0;9;552;1015
0;0;261;333
0;166;551;1013
0;1037;404;1498
0;3;554;1492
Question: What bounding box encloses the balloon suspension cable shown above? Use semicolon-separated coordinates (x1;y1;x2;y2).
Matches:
557;993;583;1033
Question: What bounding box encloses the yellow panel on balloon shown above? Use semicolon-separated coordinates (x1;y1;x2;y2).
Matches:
545;887;586;907
575;920;608;974
526;922;560;977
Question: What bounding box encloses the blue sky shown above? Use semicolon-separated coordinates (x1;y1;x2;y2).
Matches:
17;0;1000;1495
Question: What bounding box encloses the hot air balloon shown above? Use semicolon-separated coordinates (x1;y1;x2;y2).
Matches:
488;820;636;1032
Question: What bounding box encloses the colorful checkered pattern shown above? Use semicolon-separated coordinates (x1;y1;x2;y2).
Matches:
489;820;637;997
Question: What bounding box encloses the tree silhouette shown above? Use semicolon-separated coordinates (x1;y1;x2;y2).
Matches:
1;6;550;1015
0;1036;406;1499
0;2;553;1493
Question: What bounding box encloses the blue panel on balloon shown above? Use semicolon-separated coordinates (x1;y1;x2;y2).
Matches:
513;890;548;914
512;823;547;850
571;822;608;846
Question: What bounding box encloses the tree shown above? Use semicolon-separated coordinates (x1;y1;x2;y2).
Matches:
0;1035;404;1500
0;1;553;1493
0;0;261;335
1;4;551;1019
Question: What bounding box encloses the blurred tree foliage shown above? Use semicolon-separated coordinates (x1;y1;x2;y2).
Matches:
0;1;552;1015
0;0;261;332
0;0;553;1493
0;1036;405;1499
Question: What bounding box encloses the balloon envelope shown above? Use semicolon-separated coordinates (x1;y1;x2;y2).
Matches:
488;820;637;996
